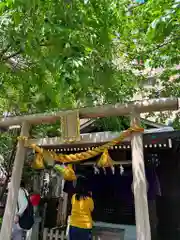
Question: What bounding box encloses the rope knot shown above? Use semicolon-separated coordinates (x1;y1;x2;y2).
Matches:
129;126;144;133
17;136;28;141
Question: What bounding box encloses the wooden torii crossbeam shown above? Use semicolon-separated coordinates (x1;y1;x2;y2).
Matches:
0;98;178;127
0;97;179;240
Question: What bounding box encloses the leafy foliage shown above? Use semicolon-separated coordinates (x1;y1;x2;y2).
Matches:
0;0;179;126
0;0;138;115
95;116;130;132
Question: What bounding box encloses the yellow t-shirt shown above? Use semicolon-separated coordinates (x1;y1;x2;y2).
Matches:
70;194;94;229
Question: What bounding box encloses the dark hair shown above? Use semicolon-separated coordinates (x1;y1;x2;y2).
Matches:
20;180;26;188
75;176;91;201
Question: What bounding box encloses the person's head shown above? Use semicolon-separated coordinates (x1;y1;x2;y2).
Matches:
75;176;91;201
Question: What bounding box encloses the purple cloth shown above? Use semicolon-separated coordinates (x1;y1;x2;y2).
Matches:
88;167;160;202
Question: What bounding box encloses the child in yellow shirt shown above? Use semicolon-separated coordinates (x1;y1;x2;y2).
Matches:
69;177;94;240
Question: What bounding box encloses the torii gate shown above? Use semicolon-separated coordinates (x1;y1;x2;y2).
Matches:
0;98;179;240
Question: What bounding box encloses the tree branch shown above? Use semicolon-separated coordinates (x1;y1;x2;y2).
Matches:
128;35;180;61
2;49;22;61
151;36;180;53
0;44;11;59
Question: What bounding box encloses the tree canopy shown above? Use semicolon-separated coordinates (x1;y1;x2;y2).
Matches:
0;0;179;119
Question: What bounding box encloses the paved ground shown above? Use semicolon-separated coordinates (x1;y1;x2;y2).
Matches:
94;222;136;240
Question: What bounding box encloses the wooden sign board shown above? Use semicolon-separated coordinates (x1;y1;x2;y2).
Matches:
61;111;80;143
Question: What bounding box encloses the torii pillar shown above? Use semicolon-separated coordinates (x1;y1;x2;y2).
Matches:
0;122;30;240
131;114;151;240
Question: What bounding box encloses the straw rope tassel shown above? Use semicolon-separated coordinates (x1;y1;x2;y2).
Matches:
27;126;143;163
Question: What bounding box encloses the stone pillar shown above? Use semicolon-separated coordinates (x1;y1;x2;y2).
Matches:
131;115;151;240
0;122;30;240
